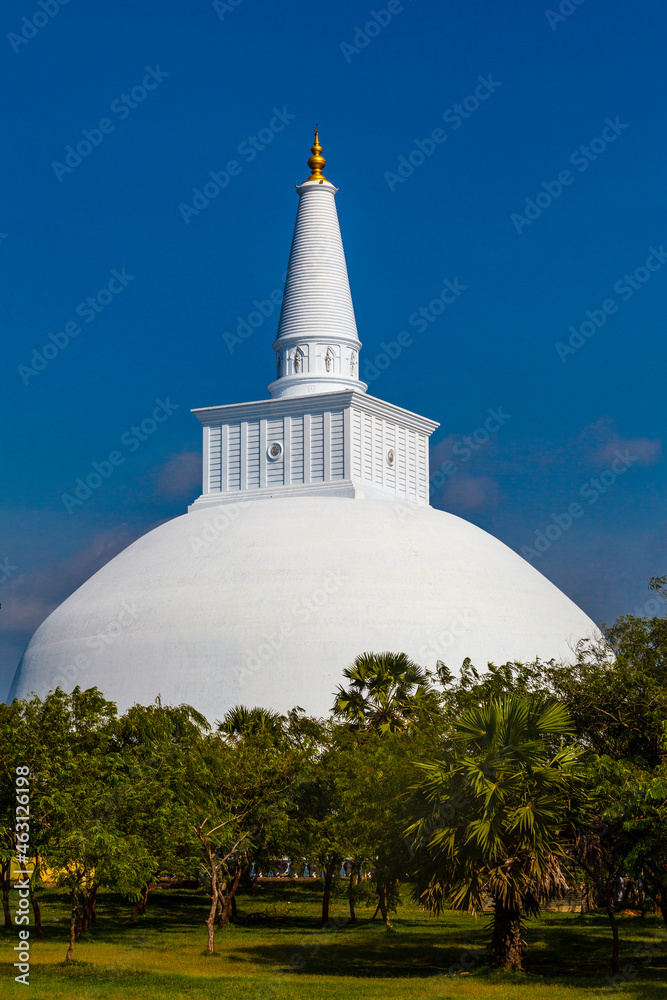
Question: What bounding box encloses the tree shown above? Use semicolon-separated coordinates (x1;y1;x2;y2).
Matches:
408;694;582;971
217;705;286;741
269;720;349;926
336;728;417;929
185;713;316;951
0;699;29;930
30;688;157;961
333;651;441;733
550;576;667;765
0;694;66;937
3;687;133;945
194;813;248;952
572;756;648;976
436;657;554;722
331;709;447;930
331;655;449;929
550;576;667;969
112;700;211;921
216;704;327;922
622;756;667;930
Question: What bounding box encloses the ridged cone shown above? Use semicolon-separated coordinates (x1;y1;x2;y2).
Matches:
275;184;360;347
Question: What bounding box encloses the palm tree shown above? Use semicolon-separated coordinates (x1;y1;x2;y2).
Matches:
332;651;440;734
407;694;582;970
217;705;285;741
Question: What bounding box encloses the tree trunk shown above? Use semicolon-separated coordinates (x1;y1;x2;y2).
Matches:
218;866;243;928
206;889;218;954
231;893;237;921
205;840;219;955
653;884;667;931
604;887;620;976
348;869;357;923
29;885;44;937
131;884;149;922
377;884;393;931
490;897;523;971
321;858;338;926
17;859;43;936
1;859;12;928
196;826;247;954
66;890;78;963
206;893;218;955
79;884;98;935
215;887;224;926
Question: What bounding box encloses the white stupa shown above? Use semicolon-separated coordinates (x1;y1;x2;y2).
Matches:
9;132;598;719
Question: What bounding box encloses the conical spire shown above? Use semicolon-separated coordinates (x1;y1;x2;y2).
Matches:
268;129;366;400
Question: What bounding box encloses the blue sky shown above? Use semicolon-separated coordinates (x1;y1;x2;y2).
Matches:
1;0;666;699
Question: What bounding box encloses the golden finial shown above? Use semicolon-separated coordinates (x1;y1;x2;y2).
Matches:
305;125;327;182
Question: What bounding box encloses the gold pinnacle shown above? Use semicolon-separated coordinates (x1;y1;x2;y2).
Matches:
305;126;327;182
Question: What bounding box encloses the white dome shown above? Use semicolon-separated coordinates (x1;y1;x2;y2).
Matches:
9;498;598;720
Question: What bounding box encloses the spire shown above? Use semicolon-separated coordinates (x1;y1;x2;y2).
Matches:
268;129;366;400
304;126;327;183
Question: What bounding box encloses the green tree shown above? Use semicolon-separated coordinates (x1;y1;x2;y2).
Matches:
186;711;316;951
271;719;350;926
336;728;419;929
621;752;667;930
217;705;286;741
332;655;449;930
333;651;441;733
572;756;649;975
551;576;667;969
408;694;582;971
0;699;30;930
30;688;156;961
550;576;667;765
436;657;554;721
112;700;211;920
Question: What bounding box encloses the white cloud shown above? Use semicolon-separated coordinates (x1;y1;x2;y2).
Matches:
576;416;662;469
153;451;202;498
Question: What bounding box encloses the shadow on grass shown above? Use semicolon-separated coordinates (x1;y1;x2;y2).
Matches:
523;911;667;978
5;884;666;997
228;906;667;988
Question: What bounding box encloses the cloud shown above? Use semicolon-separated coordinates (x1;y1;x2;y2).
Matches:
429;433;459;469
438;474;501;512
1;518;175;700
576;417;662;469
1;527;140;640
153;451;202;498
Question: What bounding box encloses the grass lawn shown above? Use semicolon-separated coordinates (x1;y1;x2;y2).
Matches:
1;881;666;999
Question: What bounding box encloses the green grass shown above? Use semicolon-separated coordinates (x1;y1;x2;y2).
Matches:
1;882;666;999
